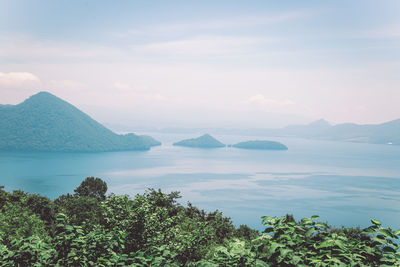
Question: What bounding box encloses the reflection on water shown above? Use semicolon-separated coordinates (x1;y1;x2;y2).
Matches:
1;134;399;230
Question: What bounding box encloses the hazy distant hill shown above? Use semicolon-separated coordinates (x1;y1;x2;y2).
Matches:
150;118;400;146
280;119;332;137
173;134;225;148
278;118;400;145
0;92;161;152
316;119;400;144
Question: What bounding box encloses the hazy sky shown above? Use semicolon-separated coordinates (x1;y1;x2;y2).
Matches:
1;0;399;128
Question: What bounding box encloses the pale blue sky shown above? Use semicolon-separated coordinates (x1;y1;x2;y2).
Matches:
1;1;399;128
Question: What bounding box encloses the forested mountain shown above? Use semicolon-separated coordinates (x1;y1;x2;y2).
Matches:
0;92;160;152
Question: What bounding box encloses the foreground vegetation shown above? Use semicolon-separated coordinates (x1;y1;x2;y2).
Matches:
0;178;399;266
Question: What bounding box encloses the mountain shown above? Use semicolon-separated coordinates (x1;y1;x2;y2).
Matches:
281;119;332;137
316;119;400;144
280;118;400;145
0;92;161;152
232;140;288;150
173;134;225;148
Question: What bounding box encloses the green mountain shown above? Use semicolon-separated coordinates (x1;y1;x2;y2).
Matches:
233;140;288;150
0;92;161;152
173;134;225;148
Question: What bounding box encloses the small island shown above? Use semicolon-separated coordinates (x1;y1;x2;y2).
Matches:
173;134;225;148
233;140;288;150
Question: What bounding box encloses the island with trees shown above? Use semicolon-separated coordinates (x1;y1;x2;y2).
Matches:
173;134;225;148
232;140;288;150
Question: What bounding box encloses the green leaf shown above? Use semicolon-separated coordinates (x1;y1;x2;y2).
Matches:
318;240;333;248
371;219;382;226
269;242;283;254
311;215;320;220
382;246;396;253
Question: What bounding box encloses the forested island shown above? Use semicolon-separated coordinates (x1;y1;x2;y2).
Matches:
173;134;225;148
0;177;398;266
233;140;288;150
0;92;160;152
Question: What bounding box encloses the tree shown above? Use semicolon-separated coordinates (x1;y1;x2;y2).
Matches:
74;177;107;200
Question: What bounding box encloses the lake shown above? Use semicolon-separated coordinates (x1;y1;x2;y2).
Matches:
1;133;399;231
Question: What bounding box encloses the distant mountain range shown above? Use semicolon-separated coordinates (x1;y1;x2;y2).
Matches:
134;118;400;145
0;92;160;152
274;119;400;145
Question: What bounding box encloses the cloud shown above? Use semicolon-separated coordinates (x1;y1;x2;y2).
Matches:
0;72;42;104
117;10;313;38
358;24;400;39
0;36;123;63
132;35;277;56
245;94;294;107
48;80;86;90
0;72;41;89
113;82;150;93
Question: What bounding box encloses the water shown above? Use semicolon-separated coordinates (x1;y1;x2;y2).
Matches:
1;133;399;231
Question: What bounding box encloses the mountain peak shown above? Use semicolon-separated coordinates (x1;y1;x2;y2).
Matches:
22;91;66;107
27;91;59;100
308;119;331;127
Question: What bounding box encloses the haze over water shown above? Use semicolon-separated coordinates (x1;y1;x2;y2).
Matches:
2;133;399;231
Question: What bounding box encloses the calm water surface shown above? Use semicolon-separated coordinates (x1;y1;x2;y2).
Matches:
1;133;399;230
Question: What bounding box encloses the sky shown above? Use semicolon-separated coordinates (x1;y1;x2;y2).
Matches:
0;0;399;128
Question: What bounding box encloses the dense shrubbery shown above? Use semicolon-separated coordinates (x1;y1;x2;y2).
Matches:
0;178;399;266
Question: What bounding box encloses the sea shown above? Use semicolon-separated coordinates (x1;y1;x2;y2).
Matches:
1;133;399;231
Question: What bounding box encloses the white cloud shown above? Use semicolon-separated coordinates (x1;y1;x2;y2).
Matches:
113;82;150;93
0;72;41;104
0;72;41;89
245;94;294;107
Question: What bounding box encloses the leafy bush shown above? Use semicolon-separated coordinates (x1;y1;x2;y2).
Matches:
0;178;399;266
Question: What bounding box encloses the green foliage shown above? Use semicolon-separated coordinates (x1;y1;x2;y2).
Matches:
0;203;50;245
1;178;399;266
248;215;400;266
74;176;108;200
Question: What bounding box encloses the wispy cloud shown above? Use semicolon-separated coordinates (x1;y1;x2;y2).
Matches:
356;24;400;39
0;36;123;63
131;35;278;56
117;10;313;38
245;94;294;107
113;82;150;93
